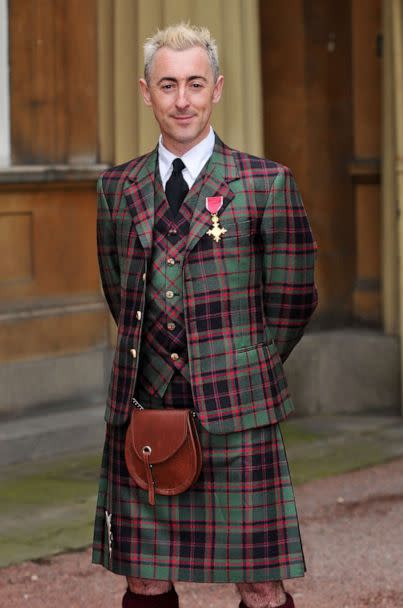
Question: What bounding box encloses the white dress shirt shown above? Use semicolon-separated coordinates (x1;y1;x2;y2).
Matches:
158;126;215;190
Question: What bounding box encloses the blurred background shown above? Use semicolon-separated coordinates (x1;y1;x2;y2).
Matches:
1;2;403;595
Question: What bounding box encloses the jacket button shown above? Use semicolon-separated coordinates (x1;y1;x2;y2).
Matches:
142;272;146;281
167;322;176;331
130;348;137;358
166;290;174;299
168;228;177;235
136;310;142;320
170;353;179;361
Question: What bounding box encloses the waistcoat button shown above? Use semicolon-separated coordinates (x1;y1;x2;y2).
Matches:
136;310;142;320
167;322;176;331
166;290;174;299
167;257;175;265
170;353;179;361
130;348;137;358
168;228;177;235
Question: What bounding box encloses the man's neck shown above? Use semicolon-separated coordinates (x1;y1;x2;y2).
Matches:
158;126;215;189
160;127;213;157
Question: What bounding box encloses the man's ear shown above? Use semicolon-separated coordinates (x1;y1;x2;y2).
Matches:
139;78;152;106
212;75;224;104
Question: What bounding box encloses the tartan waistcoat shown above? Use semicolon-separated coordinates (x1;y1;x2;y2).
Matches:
136;168;198;398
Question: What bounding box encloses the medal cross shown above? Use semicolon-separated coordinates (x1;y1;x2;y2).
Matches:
206;213;227;243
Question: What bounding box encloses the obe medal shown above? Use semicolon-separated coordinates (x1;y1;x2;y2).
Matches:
206;196;227;243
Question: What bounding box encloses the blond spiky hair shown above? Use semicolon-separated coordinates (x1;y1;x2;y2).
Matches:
144;22;220;83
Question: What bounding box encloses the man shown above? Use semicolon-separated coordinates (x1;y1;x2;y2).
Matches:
92;23;318;608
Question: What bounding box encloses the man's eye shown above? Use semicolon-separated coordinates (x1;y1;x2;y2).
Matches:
191;83;202;88
161;84;173;90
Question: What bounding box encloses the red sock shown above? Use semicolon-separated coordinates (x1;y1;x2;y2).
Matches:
122;586;179;608
240;592;295;608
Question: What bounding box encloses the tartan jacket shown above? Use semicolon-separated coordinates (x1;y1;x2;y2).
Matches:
97;134;318;434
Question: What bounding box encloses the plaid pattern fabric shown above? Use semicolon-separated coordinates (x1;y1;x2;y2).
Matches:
97;134;318;432
136;168;202;397
92;372;306;583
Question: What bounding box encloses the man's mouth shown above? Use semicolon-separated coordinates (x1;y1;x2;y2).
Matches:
173;115;195;121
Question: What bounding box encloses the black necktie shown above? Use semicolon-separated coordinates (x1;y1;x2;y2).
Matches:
165;158;189;216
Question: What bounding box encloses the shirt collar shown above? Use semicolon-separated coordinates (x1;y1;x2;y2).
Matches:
158;126;215;186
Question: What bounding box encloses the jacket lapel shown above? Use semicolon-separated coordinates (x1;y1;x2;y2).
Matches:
122;135;240;257
185;136;240;256
123;148;158;254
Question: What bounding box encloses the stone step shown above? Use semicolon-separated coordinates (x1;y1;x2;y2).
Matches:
0;404;105;466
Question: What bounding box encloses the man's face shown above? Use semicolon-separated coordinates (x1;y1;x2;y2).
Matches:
139;46;224;155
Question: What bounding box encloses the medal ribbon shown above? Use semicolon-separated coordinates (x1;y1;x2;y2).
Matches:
206;196;223;215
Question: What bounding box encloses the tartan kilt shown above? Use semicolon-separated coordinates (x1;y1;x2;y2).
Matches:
92;372;306;583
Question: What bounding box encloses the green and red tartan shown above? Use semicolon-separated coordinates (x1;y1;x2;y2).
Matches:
92;372;306;583
96;134;318;433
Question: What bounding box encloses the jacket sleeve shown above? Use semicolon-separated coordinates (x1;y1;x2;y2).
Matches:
261;166;318;363
96;175;121;325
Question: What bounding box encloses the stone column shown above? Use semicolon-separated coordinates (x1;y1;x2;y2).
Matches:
350;0;382;323
382;0;403;413
392;0;403;413
382;0;398;335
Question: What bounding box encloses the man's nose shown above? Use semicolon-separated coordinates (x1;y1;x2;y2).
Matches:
175;86;190;109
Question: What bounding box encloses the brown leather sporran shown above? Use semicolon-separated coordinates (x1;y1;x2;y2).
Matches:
124;406;202;505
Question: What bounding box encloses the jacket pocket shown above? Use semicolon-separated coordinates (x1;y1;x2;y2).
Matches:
233;341;267;353
192;341;292;433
